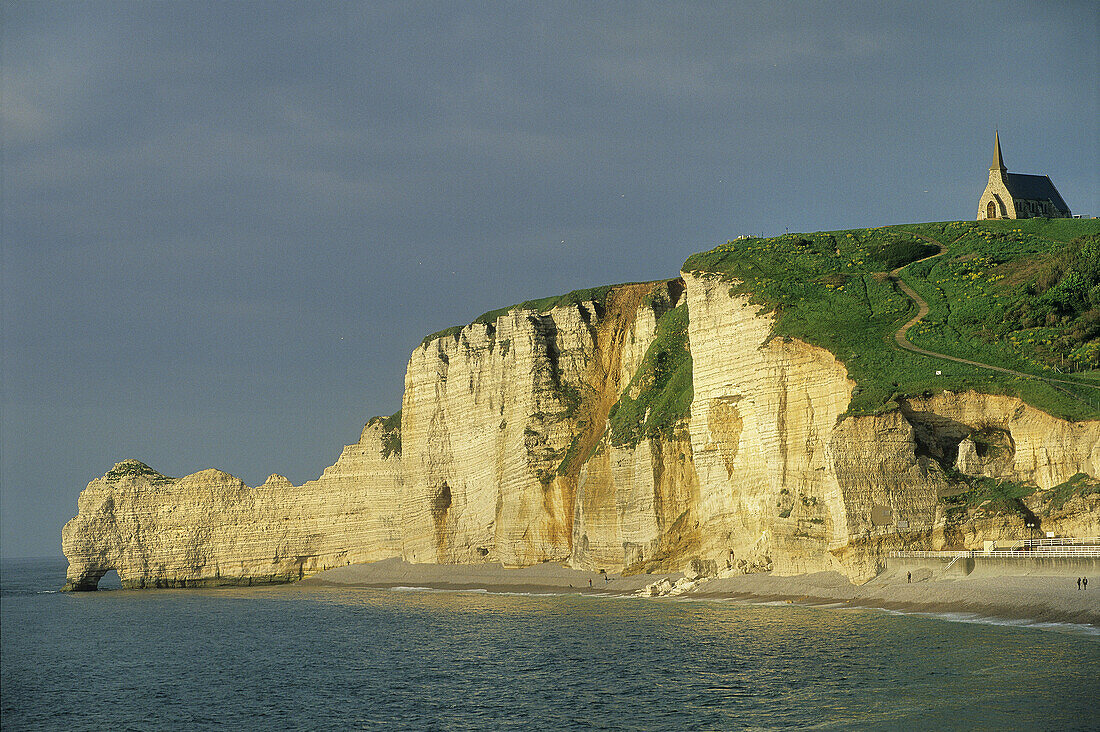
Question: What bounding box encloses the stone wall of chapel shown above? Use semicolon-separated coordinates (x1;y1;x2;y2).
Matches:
977;171;1016;220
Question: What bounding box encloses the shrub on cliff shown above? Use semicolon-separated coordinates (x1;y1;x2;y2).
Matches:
104;460;174;485
367;410;402;459
608;302;692;447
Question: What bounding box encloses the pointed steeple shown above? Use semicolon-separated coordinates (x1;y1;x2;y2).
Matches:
990;131;1006;172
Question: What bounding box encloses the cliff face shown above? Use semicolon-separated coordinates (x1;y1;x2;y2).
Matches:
62;276;1100;590
399;282;678;566
61;420;402;590
678;272;1099;580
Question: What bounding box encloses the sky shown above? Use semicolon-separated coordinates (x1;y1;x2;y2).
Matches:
2;1;1098;558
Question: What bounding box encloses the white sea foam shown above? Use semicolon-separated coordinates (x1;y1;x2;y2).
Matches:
907;610;1100;637
383;584;1098;637
684;594;1099;637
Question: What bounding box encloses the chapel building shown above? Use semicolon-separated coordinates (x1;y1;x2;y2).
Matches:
977;132;1071;220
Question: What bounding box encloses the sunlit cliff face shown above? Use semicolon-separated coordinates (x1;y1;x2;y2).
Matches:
62;278;1100;590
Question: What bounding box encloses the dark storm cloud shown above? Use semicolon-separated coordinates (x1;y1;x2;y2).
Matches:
2;1;1097;555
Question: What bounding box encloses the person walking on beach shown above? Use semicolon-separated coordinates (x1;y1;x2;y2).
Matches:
1079;577;1083;590
1085;577;1089;590
907;571;911;584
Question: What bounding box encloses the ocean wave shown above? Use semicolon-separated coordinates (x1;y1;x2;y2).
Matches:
675;594;1100;637
906;610;1100;638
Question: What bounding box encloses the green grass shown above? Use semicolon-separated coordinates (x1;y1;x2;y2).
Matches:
608;302;693;447
941;473;1038;516
1042;472;1100;511
421;284;626;346
367;410;402;458
942;470;1100;518
104;460;175;484
682;219;1100;420
901;223;1100;382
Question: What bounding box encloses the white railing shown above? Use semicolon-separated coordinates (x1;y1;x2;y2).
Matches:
942;553;966;571
889;551;970;559
982;549;1100;558
890;547;1100;559
1023;537;1100;547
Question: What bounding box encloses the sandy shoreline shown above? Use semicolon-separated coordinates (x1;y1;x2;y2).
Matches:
303;557;676;595
304;558;1100;629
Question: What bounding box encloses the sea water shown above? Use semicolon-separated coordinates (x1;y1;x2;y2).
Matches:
2;558;1098;731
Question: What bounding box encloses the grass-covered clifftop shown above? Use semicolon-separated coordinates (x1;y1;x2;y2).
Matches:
421;284;622;346
683;219;1100;420
415;219;1100;430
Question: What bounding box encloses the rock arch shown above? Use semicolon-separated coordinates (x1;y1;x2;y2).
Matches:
62;565;116;591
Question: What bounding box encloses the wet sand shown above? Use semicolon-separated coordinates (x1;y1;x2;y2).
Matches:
303;557;674;595
305;558;1100;628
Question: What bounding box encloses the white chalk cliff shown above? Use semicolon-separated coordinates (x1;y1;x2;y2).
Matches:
62;276;1100;590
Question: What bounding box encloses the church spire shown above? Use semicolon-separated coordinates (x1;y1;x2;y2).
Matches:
990;131;1006;172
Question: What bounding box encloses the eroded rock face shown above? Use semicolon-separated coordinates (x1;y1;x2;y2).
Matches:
903;392;1100;489
62;419;402;590
399;281;679;566
570;425;700;573
62;276;1100;590
683;272;857;576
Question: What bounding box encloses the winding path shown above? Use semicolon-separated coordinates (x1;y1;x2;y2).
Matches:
887;232;1100;397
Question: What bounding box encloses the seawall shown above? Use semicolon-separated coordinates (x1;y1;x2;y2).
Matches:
888;555;1100;578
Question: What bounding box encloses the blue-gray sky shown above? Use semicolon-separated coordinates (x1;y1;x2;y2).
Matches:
2;1;1097;558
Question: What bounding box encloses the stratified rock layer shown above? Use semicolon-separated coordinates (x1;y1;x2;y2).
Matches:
62;276;1100;590
62;420;401;590
398;282;678;566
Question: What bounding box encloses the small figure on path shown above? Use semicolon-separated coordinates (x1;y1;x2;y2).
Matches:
1085;577;1089;590
907;571;912;584
1078;577;1082;590
588;579;592;587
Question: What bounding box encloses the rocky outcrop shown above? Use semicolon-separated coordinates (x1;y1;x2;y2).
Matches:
62;419;402;590
62;274;1100;590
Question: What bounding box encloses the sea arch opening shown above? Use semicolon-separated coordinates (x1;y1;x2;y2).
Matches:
67;566;120;591
99;569;122;589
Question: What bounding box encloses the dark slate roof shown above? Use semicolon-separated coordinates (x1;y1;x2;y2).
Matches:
1004;173;1070;213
